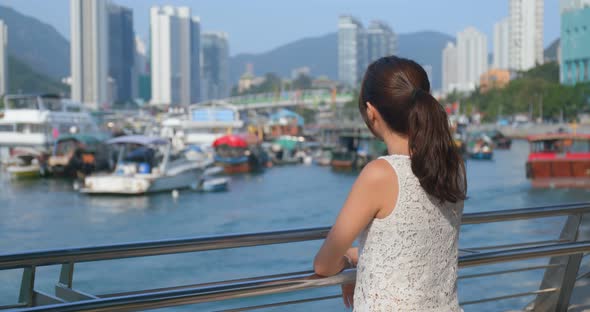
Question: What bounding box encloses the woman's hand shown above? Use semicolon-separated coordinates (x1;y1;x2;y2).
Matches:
342;282;355;309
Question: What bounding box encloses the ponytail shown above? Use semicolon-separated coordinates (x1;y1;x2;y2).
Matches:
408;90;466;203
359;56;466;203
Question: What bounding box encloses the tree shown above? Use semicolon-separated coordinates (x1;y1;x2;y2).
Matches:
292;74;312;90
460;62;590;122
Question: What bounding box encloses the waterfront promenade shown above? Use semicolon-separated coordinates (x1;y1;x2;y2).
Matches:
469;123;590;139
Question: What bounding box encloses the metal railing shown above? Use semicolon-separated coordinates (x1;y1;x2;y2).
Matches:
1;202;589;312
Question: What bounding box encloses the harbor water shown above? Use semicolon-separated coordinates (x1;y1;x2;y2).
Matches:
2;140;590;311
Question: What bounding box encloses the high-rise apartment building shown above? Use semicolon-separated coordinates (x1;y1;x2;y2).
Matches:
509;0;544;71
108;3;135;105
338;15;366;87
0;20;7;96
442;42;458;94
366;20;397;64
150;6;200;106
560;0;590;84
456;27;488;92
201;32;229;101
70;0;109;110
493;17;510;69
135;36;151;102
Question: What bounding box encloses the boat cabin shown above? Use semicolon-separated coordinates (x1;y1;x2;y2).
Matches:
526;133;590;188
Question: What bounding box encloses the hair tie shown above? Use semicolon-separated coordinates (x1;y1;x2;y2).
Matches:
410;88;423;103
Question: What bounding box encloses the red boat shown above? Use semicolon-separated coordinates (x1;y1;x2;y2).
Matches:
212;134;269;174
526;133;590;188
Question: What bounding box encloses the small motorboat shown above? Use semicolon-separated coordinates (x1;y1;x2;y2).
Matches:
468;134;494;160
488;130;512;150
199;177;229;192
81;135;212;195
314;147;333;166
5;147;45;179
47;134;112;178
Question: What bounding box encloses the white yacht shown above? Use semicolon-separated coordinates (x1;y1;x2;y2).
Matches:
0;94;98;161
160;101;244;149
80;135;213;195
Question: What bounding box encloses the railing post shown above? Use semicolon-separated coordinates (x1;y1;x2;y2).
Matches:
528;214;584;311
555;252;583;311
18;266;35;307
59;262;74;288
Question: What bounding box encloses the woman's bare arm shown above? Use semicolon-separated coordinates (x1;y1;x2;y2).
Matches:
313;159;398;276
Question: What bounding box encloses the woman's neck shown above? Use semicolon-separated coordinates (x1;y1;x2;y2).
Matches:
382;132;410;156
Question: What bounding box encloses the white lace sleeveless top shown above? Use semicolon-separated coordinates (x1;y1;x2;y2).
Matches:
354;155;464;312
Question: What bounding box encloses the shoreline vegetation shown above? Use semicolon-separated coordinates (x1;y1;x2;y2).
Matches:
444;62;590;123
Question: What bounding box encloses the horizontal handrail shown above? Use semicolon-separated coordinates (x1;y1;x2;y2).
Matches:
13;240;590;312
0;202;588;270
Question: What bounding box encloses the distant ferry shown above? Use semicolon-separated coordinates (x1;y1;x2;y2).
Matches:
0;94;98;161
526;133;590;188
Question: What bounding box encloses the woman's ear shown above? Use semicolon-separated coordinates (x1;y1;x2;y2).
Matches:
366;102;377;123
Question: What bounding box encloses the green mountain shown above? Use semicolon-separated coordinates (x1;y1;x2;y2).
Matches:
0;5;70;79
230;31;454;90
7;55;69;95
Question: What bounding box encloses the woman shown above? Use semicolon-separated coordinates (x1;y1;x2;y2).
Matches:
313;56;466;311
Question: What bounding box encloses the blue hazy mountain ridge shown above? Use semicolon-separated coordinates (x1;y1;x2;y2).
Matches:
0;5;70;80
230;31;455;91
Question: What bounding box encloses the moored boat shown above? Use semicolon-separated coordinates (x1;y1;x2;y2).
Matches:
0;94;98;162
488;130;512;150
330;131;386;171
81;135;212;195
526;133;590;188
47;134;112;178
212;134;268;174
468;134;494;160
5;147;44;179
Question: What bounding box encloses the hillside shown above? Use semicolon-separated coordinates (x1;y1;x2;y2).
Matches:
0;5;70;79
230;31;454;90
230;32;337;87
7;55;69;95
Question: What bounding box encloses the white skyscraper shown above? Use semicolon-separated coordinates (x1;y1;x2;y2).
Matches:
493;17;510;69
0;20;7;96
509;0;544;71
456;27;488;92
70;0;109;110
338;15;366;87
150;6;200;106
442;42;458;94
366;20;397;64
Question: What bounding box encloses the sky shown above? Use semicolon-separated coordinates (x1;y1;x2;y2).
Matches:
3;0;561;56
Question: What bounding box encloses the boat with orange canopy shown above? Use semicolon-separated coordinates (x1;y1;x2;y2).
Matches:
526;133;590;188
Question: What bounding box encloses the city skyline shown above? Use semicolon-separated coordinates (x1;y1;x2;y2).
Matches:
3;0;561;56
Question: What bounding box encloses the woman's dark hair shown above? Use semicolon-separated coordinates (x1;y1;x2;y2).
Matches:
359;56;466;203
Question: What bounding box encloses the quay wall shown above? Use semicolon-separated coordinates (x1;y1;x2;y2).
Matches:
468;123;590;139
